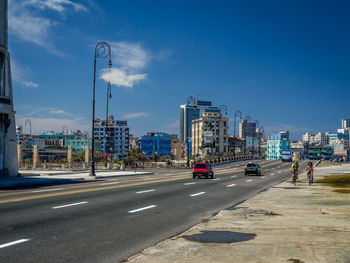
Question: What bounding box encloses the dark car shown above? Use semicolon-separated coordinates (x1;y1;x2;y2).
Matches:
193;163;214;179
245;162;261;176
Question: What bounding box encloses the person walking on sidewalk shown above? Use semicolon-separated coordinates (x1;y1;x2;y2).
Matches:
306;161;314;185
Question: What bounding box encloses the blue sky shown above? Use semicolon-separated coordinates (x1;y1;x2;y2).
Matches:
9;0;350;139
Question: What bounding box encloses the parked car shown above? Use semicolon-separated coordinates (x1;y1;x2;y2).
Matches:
245;162;261;176
193;163;214;179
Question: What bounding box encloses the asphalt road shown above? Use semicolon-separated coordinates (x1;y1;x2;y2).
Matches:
0;159;307;263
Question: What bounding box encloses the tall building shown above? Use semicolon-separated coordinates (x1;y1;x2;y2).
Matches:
192;112;229;156
238;120;256;139
0;0;17;177
93;116;129;160
138;132;172;158
179;99;221;142
342;118;350;129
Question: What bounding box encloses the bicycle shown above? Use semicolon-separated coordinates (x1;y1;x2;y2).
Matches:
291;170;298;186
307;171;313;186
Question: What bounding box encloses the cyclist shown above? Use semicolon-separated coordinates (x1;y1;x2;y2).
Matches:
291;160;299;184
306;161;314;185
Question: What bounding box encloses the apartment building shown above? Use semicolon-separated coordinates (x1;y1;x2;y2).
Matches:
192;112;229;157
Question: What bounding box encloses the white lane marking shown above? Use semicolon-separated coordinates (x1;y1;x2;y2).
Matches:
212;178;220;181
246;179;253;182
141;177;156;180
230;175;237;178
164;173;176;176
128;205;157;213
52;201;88;209
100;182;119;186
190;192;206;197
136;189;155;194
260;176;265;179
184;182;196;185
271;173;275;176
32;188;63;193
0;239;30;249
278;171;282;174
172;175;184;178
226;183;236;187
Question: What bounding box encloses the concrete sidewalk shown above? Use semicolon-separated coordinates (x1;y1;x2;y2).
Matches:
0;170;154;188
127;164;350;263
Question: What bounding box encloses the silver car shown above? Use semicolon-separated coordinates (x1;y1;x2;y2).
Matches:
245;162;262;176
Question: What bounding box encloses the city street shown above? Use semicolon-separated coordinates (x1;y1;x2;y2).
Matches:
0;160;307;263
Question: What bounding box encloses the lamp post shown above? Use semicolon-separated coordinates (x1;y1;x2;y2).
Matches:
252;120;259;158
233;110;242;158
104;74;112;164
90;42;112;177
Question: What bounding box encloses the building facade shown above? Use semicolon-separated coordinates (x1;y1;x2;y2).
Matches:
191;112;229;157
138;132;172;157
179;99;221;142
342;118;350;130
267;132;291;160
238;120;256;139
93;116;130;160
0;0;17;177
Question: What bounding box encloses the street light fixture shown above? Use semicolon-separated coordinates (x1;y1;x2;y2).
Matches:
90;41;112;177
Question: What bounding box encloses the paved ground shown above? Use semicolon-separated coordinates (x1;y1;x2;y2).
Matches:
0;159;297;263
127;163;350;263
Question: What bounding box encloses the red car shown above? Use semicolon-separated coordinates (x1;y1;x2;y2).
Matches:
193;163;214;179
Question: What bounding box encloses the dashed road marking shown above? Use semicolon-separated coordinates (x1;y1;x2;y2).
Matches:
212;178;220;181
190;192;206;197
260;176;265;179
246;179;253;182
184;182;196;185
271;173;275;176
32;188;63;193
0;239;30;249
136;189;155;194
230;175;237;178
52;201;88;209
226;183;236;187
128;205;157;213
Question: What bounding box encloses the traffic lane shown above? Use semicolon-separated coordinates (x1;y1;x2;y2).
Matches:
0;159;286;207
0;162;303;262
0;159;271;201
0;163;296;263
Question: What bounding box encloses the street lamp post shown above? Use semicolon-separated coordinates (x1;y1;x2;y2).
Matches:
252;120;259;159
90;42;112;177
233;110;242;158
104;77;112;165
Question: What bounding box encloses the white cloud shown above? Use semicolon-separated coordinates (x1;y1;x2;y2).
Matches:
11;60;39;88
27;0;88;13
8;0;87;56
122;112;150;119
110;42;149;70
23;82;39;88
50;109;70;116
100;68;147;89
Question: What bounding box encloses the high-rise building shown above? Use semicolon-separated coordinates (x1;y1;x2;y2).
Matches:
238;120;256;139
93;116;129;160
179;100;221;142
342;118;350;129
192;111;229;156
0;0;17;177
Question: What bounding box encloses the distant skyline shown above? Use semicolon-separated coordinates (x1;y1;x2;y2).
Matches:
9;0;350;139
